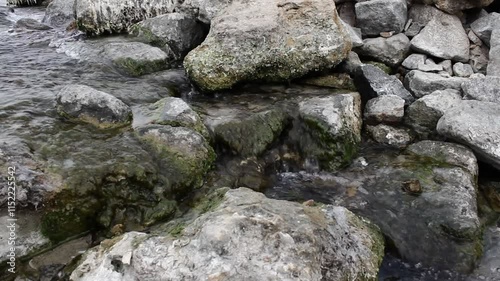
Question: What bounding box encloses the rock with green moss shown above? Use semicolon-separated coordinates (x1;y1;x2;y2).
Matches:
103;42;171;77
129;13;206;60
135;125;215;194
133;97;209;138
56;84;132;129
298;73;356;90
297;93;362;171
70;187;384;281
184;0;352;91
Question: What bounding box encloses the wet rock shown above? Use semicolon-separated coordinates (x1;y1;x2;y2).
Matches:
402;53;426;70
453;62;474;77
132;97;209;138
14;18;52;30
297;93;362;171
357;34;411;67
135;125;215;193
75;0;175;35
470;44;490;74
405;89;462;137
56;84;132;129
354;64;415;105
298;73;355;90
404;70;468;97
184;0;351;91
208;109;288;157
462;76;500;104
364;95;405;125
355;0;407;37
470;12;500;47
487;29;500;77
103;42;170;77
42;0;76;26
424;0;494;14
410;14;469;62
468;225;500;281
70;188;385;281
129;13;206;60
437;100;500;170
366;124;414;148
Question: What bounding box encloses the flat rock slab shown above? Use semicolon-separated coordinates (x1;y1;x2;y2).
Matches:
104;42;170;76
437;100;500;170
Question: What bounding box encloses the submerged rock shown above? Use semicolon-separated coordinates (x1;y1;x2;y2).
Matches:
297;93;362;171
56;84;132;129
70;188;385;281
43;0;76;26
14;18;52;30
103;42;170;76
184;0;351;91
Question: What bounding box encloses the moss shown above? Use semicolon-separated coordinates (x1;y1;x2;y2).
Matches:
364;61;393;74
168;223;186;238
192;187;229;214
114;57;167;77
144;200;178;226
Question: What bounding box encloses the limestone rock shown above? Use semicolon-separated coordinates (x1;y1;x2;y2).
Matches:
56;84;132;129
103;42;170;76
355;0;407;37
184;0;351;91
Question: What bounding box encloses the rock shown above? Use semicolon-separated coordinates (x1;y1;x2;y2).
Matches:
408;4;441;26
367;124;414;148
75;0;175;35
403;70;468;97
438;59;453;76
355;0;407;37
468;30;483;46
14;18;52;30
341;20;363;48
299;73;355;90
402;53;426;70
56;84;132;129
468;225;500;281
136;125;215;192
364;95;405;124
453;62;474;77
132;97;209;137
437;100;500;170
179;0;233;24
357;34;411;67
208;109;288;157
487;29;500;77
405;89;462;137
184;0;351;92
462;76;500;104
339;51;363;75
470;12;500;47
410;14;469;62
337;1;356;27
129;13;207;60
354;64;415;105
480;181;500;212
103;42;170;76
42;0;75;26
470;44;490;74
417;58;444;73
425;0;494;14
70;188;385;281
404;22;424;38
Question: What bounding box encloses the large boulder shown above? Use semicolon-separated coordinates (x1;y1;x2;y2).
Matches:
43;0;76;26
462;76;500;104
70;188;385;281
184;0;352;91
355;0;407;37
357;34;411;67
75;0;176;35
56;84;132;129
410;13;469;62
129;13;207;60
437;101;500;170
297;93;362;171
103;42;170;76
404;70;468;97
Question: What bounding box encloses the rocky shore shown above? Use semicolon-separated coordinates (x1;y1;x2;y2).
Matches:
1;0;500;280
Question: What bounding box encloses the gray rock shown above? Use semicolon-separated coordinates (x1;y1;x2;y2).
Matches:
462;77;500;104
298;93;362;171
339;51;363;75
453;62;474;77
129;13;206;60
299;73;355;90
417;58;443;73
70;188;385;281
56;84;132;129
437;100;500;170
470;44;490;74
405;89;462;137
184;0;351;92
402;53;426;70
438;59;453;76
366;124;414;148
341;19;363;48
354;64;415;105
468;225;500;281
358;34;411;67
42;0;76;26
481;181;500;212
14;18;52;30
470;12;500;47
76;0;176;35
404;70;468;97
404;21;424;38
408;4;441;26
410;14;469;62
337;1;356;27
468;30;483;46
355;0;407;37
179;0;234;24
487;29;500;77
364;95;405;124
425;0;494;14
103;42;170;76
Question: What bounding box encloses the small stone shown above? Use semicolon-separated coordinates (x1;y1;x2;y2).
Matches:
438;60;453;76
380;31;394;38
364;95;405;125
453;62;474;77
366;124;414;148
402;53;426;70
404;22;424;38
402;179;422;195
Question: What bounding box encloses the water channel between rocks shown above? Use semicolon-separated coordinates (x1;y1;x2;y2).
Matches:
0;2;499;281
